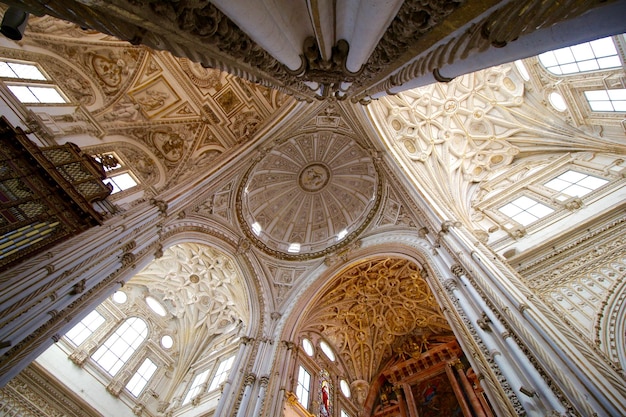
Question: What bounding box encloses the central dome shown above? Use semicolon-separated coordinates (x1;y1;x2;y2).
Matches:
237;132;381;259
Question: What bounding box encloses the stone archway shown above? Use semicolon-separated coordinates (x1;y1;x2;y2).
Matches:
285;257;493;417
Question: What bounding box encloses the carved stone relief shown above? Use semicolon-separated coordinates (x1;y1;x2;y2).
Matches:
300;258;452;382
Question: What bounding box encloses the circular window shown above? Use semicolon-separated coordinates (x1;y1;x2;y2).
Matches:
161;335;173;349
514;59;530;81
112;291;127;304
302;338;314;356
146;296;167;316
320;340;336;362
549;92;567;111
340;379;351;398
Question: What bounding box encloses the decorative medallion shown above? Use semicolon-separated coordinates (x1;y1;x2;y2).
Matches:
237;132;381;260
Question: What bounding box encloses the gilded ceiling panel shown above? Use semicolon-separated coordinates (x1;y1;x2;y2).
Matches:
300;258;452;382
16;14;293;190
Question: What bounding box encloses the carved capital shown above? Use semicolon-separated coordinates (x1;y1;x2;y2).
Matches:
244;373;257;386
150;198;168;215
121;251;136;267
476;312;492;331
69;349;89;366
107;379;124;397
70;279;86;295
450;264;466;278
282;340;297;351
443;278;458;292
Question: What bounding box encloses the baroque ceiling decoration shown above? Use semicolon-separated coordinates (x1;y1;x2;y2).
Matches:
237;130;381;260
370;63;626;234
13;13;293;192
300;258;452;383
128;243;249;405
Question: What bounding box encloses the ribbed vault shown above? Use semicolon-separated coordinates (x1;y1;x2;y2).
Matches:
299;258;452;383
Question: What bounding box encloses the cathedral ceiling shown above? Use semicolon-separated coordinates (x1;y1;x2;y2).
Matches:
7;12;293;191
125;243;248;402
369;62;626;242
237;128;380;260
298;258;452;384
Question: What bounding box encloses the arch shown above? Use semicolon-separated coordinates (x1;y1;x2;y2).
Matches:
277;231;492;417
54;225;263;415
596;263;626;369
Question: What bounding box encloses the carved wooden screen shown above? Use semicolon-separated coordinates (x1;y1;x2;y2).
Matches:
0;117;110;269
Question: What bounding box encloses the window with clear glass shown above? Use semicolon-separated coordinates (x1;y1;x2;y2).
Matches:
341;410;352;417
0;61;47;80
112;291;127;304
340;379;351;398
145;296;167;316
1;59;68;104
584;89;626;112
539;36;622;75
94;153;122;172
498;196;554;226
93;153;139;194
544;170;608;200
126;358;157;397
319;340;336;362
208;355;235;391
91;317;148;376
183;369;210;405
104;172;138;194
64;310;106;346
6;85;66;103
302;338;314;356
161;335;173;349
296;365;311;409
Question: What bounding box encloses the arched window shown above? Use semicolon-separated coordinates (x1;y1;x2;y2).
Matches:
91;317;148;376
539;36;622;75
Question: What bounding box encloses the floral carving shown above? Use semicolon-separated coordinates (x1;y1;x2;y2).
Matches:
301;258;451;382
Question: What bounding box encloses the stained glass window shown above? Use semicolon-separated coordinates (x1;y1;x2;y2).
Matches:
319;369;333;417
